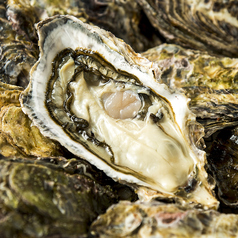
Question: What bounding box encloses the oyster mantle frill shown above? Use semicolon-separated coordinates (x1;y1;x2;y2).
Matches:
21;15;217;208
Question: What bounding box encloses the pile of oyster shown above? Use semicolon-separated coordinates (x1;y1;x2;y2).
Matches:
1;0;238;237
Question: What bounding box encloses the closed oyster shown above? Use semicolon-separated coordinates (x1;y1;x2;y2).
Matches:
207;126;238;207
90;200;238;238
137;0;238;57
0;157;118;237
142;44;238;137
0;81;65;158
0;0;38;87
29;0;161;52
0;105;63;158
21;15;217;208
6;0;39;43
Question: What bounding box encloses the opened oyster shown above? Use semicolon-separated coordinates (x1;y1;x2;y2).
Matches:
21;15;217;208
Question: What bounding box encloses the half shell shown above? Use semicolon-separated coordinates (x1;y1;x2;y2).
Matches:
21;15;217;208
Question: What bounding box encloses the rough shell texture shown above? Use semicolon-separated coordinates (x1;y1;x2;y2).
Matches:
137;0;238;57
0;82;22;108
0;0;38;87
0;82;63;158
21;15;217;208
6;0;39;43
0;105;64;157
90;200;238;238
0;157;120;238
142;44;238;137
29;0;162;52
0;82;64;158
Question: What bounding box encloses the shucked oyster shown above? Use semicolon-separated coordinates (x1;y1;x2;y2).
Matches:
21;15;217;208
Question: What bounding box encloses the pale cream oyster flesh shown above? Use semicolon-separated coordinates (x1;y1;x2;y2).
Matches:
21;15;218;208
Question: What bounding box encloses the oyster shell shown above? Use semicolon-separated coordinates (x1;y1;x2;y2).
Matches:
0;82;22;108
0;82;63;158
207;126;238;207
142;44;238;137
90;200;238;238
137;0;238;57
21;15;217;208
0;104;63;158
6;0;39;43
0;0;38;87
0;156;119;237
29;0;162;52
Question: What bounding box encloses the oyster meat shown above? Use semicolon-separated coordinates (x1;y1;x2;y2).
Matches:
21;15;217;208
